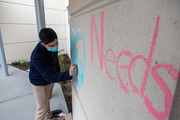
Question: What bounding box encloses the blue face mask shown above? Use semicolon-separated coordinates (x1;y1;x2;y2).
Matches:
47;43;59;52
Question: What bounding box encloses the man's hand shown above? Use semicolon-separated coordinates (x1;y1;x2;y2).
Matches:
69;64;76;76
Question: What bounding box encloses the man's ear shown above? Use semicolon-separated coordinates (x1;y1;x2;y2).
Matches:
41;42;45;47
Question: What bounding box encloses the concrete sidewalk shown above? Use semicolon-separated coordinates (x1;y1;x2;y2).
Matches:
0;65;68;120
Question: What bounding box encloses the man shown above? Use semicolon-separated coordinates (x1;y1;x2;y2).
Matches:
29;28;76;120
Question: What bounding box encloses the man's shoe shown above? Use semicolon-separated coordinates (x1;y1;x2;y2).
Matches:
48;114;60;119
52;109;62;115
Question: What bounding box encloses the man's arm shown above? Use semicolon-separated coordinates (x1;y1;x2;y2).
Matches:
33;54;72;83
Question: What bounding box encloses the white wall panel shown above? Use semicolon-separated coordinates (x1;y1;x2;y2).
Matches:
45;9;65;25
4;42;38;63
0;0;34;6
44;0;64;10
58;40;67;54
0;2;36;24
0;24;38;44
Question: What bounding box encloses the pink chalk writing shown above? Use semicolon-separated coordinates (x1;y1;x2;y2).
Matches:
90;11;179;120
129;16;160;97
91;12;104;71
144;64;178;120
105;48;116;80
116;51;133;93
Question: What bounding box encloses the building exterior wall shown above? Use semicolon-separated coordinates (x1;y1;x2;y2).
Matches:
0;0;69;64
69;0;180;120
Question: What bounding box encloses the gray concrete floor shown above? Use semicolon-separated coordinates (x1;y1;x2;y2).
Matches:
0;65;68;120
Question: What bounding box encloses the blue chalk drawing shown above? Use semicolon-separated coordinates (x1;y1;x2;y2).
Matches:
71;26;85;92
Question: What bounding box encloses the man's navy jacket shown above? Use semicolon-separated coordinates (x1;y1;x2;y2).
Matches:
29;42;72;86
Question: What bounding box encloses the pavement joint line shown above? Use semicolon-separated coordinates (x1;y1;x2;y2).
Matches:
0;92;33;104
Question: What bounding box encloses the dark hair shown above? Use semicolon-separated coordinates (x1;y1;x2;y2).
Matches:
39;28;58;44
